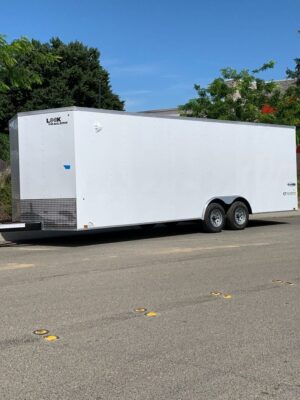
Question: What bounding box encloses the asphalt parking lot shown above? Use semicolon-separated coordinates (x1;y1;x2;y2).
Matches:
0;214;299;400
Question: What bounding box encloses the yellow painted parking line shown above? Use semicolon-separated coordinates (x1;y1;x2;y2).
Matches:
0;263;35;271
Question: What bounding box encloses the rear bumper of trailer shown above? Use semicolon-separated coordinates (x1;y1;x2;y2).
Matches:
0;222;41;232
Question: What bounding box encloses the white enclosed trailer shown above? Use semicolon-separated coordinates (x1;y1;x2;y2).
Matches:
1;107;298;236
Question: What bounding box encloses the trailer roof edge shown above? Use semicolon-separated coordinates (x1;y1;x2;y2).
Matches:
9;106;296;130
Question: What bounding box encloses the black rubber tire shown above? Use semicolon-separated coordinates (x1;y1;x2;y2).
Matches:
202;203;226;233
226;201;249;230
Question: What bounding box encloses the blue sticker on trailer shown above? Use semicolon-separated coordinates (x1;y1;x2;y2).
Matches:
64;165;71;170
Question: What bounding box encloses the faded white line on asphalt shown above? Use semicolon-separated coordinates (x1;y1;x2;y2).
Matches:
157;242;271;254
17;247;54;251
0;263;35;271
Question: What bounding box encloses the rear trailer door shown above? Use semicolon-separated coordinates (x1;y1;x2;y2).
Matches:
10;111;77;230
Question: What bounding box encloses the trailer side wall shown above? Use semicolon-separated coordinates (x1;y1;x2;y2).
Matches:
73;111;297;229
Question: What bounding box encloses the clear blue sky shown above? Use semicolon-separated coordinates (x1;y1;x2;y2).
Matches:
1;0;299;111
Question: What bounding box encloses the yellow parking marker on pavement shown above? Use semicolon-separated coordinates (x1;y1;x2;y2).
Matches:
210;291;222;296
145;311;157;317
33;329;49;336
222;294;232;299
210;291;232;299
44;335;59;342
134;307;147;313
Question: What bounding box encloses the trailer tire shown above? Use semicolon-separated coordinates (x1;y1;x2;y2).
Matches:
226;201;249;230
202;203;225;233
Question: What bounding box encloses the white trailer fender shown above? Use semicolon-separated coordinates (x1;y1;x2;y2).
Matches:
201;196;252;220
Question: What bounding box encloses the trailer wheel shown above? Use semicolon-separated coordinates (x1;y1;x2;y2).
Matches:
202;203;225;233
226;201;249;230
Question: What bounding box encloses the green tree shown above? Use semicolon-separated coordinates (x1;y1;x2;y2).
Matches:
0;34;58;93
0;37;124;132
286;59;300;85
271;85;300;145
286;33;300;144
179;61;280;122
286;31;300;85
0;168;11;221
180;61;300;145
0;132;9;161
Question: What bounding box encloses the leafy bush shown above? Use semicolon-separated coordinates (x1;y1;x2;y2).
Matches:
0;132;9;161
0;167;11;221
0;133;11;220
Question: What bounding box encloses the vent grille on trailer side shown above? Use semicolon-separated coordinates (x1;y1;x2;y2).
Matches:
13;198;77;230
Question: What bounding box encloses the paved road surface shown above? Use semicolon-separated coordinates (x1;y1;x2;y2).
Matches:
0;216;299;399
